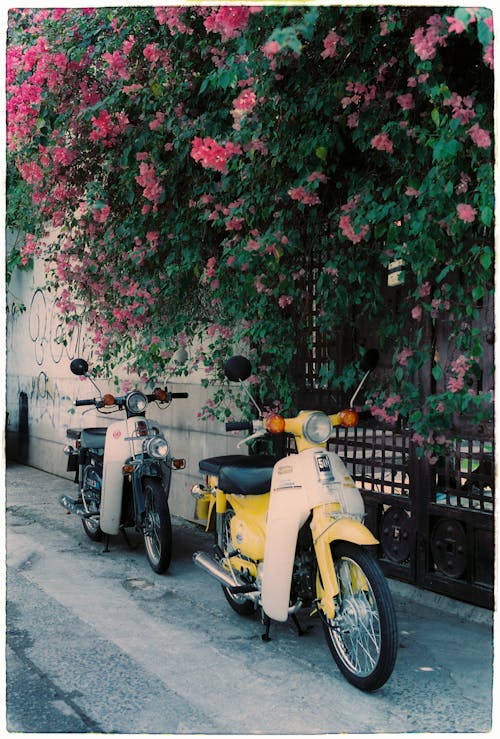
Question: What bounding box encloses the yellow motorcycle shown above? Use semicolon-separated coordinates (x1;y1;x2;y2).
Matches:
191;351;398;691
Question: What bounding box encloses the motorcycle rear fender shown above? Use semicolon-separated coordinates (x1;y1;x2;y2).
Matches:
312;506;378;620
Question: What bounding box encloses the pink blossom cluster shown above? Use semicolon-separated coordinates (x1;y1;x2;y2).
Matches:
371;395;400;425
204;7;261;41
135;160;164;206
90;109;129;147
371;132;393;153
320;29;345;59
456;203;476;223
288;186;321;206
447;354;472;393
191;136;242;173
397;348;413;367
442;91;475;125
341;80;377;111
467;123;491;148
154;7;192;35
339;215;369;243
410;14;448;61
231;88;257;128
102;50;130;81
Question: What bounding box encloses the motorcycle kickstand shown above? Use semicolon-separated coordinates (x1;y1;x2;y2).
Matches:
103;534;110;553
261;612;271;642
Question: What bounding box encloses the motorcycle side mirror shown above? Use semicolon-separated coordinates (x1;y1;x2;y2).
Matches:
360;348;379;373
224;355;252;383
70;358;89;376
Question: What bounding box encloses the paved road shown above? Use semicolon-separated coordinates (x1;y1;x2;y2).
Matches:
5;462;494;734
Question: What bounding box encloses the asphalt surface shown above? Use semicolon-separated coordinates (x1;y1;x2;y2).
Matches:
4;461;496;735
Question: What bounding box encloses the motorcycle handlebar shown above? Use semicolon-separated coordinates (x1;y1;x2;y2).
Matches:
74;398;96;407
226;420;254;432
170;392;189;399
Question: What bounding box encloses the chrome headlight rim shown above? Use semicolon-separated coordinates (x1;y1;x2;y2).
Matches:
302;411;332;445
126;390;148;415
145;435;169;459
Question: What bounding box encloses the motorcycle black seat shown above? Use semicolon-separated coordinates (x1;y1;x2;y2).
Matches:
80;427;107;449
199;454;276;496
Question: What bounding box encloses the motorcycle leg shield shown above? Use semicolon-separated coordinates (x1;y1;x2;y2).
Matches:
261;498;308;622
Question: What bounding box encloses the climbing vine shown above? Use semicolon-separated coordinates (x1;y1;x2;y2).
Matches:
6;4;494;457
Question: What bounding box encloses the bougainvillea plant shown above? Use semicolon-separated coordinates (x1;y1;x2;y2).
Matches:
6;4;494;458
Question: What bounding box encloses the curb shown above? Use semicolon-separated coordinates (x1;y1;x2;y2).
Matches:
388;577;494;626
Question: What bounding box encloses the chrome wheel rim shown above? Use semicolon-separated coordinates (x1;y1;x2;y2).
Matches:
328;557;381;678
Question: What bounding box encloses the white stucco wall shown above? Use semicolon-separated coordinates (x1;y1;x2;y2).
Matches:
5;243;242;521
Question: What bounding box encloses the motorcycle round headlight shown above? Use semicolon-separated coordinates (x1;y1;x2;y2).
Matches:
302;411;332;445
145;436;169;459
126;391;148;415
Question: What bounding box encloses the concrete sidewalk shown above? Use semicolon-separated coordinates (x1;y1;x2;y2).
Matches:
5;461;496;734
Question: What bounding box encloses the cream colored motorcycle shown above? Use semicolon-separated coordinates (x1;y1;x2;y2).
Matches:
191;351;398;691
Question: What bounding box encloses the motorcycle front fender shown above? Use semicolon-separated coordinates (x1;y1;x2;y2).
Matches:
312;508;378;620
132;460;170;520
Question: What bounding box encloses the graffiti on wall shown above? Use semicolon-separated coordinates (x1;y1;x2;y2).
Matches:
29;287;87;366
8;285;92;434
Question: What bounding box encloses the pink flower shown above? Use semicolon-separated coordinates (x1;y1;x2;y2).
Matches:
278;295;293;309
339;214;369;243
191;136;241;173
321;30;344;59
371;132;393;153
397;93;414;110
411;305;422;321
467;123;491;148
397;348;413;366
288;186;321;206
262;40;280;58
456;203;476;223
419;282;431;297
204;7;260;41
92;204;110;223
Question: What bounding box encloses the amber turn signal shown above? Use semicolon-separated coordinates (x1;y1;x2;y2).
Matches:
103;393;116;406
340;409;359;427
154;388;168;402
171;458;186;469
266;414;286;434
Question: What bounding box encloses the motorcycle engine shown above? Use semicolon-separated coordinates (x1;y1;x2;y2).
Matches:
291;547;315;605
82;463;102;512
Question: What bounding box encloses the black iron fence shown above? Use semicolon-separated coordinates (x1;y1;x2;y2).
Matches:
328;425;494;609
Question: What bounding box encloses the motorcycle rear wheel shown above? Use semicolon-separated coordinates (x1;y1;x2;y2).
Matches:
142;476;172;574
320;541;398;691
221;508;255;616
81;466;103;542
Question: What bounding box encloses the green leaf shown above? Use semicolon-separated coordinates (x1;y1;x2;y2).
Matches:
432;364;443;381
480;250;492;271
480;206;493;227
472;285;485;301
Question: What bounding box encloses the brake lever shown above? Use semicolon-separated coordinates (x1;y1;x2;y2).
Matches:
237;428;267;448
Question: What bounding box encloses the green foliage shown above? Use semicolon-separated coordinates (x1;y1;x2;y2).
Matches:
6;5;494;456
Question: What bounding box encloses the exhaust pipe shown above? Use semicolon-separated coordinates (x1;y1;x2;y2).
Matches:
59;495;97;520
192;550;258;594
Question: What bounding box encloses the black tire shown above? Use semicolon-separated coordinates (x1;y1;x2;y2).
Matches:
220;508;255;616
320;542;398;691
82;516;103;542
142;476;172;574
81;465;103;542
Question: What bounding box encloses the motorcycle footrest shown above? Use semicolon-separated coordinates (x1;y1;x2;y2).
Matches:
227;584;258;594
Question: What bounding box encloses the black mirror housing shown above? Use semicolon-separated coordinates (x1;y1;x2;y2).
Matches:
224;355;252;382
70;358;89;376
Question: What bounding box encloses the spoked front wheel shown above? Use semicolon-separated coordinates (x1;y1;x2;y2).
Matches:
320;542;398;691
142;476;172;574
